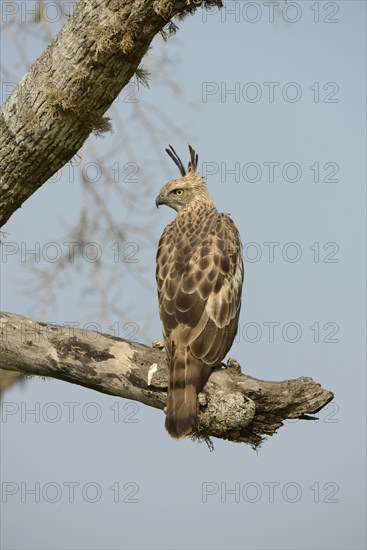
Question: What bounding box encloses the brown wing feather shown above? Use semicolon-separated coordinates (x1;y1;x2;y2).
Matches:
157;210;243;438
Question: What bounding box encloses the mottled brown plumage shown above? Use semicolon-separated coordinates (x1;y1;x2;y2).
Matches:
156;145;243;439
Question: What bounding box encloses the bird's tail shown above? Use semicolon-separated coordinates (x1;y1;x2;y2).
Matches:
165;347;212;439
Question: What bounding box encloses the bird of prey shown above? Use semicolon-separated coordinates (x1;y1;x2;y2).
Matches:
156;145;243;439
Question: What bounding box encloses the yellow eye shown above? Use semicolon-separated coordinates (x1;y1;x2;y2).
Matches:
175;189;184;196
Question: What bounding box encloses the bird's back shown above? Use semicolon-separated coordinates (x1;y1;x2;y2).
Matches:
156;146;243;438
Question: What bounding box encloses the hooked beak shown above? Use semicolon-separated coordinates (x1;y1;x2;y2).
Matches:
155;194;165;208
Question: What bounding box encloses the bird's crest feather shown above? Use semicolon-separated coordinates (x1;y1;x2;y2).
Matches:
166;144;199;176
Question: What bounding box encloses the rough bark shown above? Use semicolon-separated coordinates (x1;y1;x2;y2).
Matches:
0;312;334;447
0;0;222;227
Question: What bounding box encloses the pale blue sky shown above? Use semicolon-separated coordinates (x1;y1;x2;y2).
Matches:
1;1;366;549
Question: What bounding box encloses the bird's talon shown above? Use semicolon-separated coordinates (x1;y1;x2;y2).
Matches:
152;340;165;350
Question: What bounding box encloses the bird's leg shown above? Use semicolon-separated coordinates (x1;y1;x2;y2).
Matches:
152;340;165;350
226;358;242;374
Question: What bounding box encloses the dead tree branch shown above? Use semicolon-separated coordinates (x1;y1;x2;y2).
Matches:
0;312;334;446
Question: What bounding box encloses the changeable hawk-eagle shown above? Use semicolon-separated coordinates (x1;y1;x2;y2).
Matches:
156;145;243;438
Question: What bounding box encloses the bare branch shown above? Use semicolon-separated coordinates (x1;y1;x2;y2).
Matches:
0;0;223;227
0;311;334;447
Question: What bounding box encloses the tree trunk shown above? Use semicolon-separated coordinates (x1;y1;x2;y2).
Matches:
0;311;334;447
0;0;222;227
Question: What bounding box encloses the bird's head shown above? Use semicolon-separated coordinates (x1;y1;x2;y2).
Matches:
156;145;210;212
